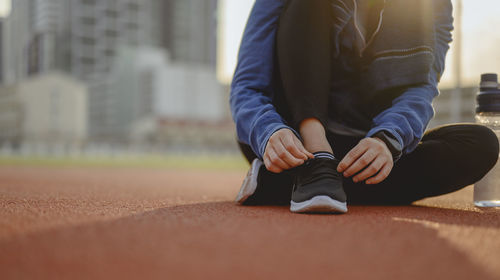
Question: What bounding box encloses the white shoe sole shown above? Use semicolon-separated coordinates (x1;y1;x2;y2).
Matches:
235;158;263;204
290;195;348;213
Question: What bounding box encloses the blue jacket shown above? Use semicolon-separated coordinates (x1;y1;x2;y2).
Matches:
230;0;454;159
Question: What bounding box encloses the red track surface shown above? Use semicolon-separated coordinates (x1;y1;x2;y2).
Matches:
0;166;499;280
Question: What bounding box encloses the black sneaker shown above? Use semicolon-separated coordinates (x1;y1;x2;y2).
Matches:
235;158;293;206
290;157;347;213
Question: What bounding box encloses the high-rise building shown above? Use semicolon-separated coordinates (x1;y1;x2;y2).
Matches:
161;0;218;68
0;0;31;85
29;0;71;74
0;0;70;83
68;0;162;140
69;0;161;83
0;0;224;144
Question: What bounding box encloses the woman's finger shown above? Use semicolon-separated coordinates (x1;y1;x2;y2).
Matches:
366;163;393;184
281;134;309;160
338;141;369;172
267;147;292;171
274;139;305;167
343;150;376;178
352;156;385;183
292;137;315;159
264;155;283;173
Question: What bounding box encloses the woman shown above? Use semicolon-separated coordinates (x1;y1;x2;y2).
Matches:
230;0;498;213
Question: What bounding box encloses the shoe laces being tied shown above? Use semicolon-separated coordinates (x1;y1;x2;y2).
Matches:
295;158;342;187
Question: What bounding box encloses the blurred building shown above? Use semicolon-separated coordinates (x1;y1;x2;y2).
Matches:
68;0;163;140
0;0;32;85
161;0;218;68
0;72;87;150
69;0;162;82
0;0;71;81
0;85;23;147
0;0;165;141
106;46;163;139
28;0;71;74
112;46;226;142
154;63;225;121
0;0;230;152
430;87;477;128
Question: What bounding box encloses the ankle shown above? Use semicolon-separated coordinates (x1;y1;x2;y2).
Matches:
305;144;333;154
299;118;333;154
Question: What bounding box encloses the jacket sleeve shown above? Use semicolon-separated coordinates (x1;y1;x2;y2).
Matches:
230;0;297;159
366;0;454;156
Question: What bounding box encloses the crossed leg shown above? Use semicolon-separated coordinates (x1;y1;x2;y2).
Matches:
327;124;499;204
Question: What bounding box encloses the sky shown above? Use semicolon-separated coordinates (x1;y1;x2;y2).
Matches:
0;0;11;18
218;0;500;88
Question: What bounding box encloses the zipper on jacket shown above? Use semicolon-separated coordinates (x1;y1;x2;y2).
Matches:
352;0;386;57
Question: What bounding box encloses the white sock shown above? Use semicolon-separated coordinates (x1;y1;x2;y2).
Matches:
313;151;336;160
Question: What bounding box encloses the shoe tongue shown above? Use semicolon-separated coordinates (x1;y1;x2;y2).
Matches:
300;159;339;185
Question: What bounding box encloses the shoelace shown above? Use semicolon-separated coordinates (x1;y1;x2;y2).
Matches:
295;159;342;187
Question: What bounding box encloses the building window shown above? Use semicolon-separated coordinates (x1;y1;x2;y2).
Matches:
104;29;118;37
104;10;118;18
127;2;139;10
81;17;96;25
103;49;115;57
80;57;95;65
80;37;96;45
126;22;138;30
81;0;97;5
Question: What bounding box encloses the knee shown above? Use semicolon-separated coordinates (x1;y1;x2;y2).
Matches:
463;125;499;179
237;140;258;164
476;125;498;167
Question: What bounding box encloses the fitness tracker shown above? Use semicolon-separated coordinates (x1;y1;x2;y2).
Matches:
372;131;403;162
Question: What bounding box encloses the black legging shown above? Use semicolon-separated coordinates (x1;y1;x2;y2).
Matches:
275;0;334;129
237;0;500;204
329;125;498;204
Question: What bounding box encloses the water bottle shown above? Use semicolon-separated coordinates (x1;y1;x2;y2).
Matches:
474;73;500;207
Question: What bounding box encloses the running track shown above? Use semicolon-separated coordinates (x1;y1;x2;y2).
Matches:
0;166;499;280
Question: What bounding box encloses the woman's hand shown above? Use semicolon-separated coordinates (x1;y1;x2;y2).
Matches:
264;128;314;173
337;137;393;184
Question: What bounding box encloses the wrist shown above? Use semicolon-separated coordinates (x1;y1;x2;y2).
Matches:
371;131;403;162
372;136;387;147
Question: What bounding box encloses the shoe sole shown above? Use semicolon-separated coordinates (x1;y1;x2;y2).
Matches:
235;158;263;204
290;195;348;213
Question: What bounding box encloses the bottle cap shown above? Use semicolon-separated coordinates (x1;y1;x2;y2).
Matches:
477;73;500;113
481;73;499;90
